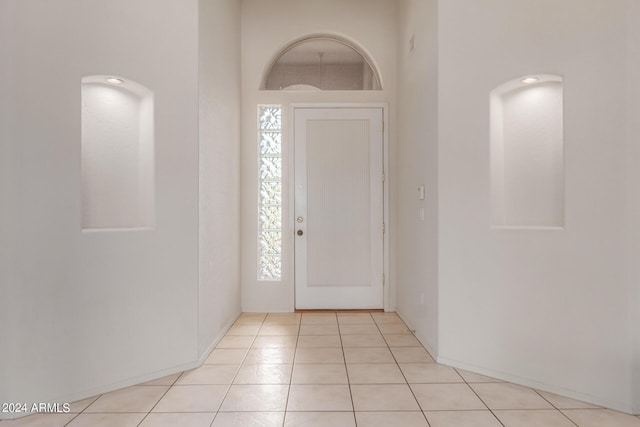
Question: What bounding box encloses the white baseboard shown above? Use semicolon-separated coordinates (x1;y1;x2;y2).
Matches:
1;314;240;421
437;355;636;415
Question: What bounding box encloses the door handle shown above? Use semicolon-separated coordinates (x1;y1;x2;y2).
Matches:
297;230;304;236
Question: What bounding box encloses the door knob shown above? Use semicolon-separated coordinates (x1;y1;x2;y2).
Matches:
297;230;303;236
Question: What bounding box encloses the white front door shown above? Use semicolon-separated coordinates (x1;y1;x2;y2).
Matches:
294;107;384;309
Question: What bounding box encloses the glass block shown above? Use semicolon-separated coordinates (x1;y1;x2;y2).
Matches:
260;157;282;181
259;106;282;130
260;182;282;205
260;205;281;230
259;132;282;155
259;231;282;255
259;256;281;281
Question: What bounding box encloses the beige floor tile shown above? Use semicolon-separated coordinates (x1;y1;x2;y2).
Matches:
340;334;387;348
152;385;227;412
494;410;576;427
258;325;299;336
390;346;434;363
300;313;338;324
139;413;215;427
229;319;263;329
3;414;77;427
411;383;487;411
425;410;503;427
295;347;345;364
471;383;554;410
377;323;413;334
299;324;340;335
351;384;420;411
216;335;255;349
346;363;405;384
399;363;464;383
237;313;267;321
371;312;403;324
297;335;342;348
343;347;394;363
337;313;375;324
287;385;353;411
68;396;100;413
205;348;248;364
232;318;264;327
244;347;295;364
252;335;297;348
233;364;292;384
141;373;181;386
284;412;356;427
227;324;261;335
85;385;168;413
339;324;381;335
212;412;285;427
266;313;301;321
263;317;301;326
562;409;640;427
67;413;145;427
537;390;600;409
291;363;348;384
455;369;502;383
220;385;288;411
176;364;239;385
384;334;422;347
356;412;429;427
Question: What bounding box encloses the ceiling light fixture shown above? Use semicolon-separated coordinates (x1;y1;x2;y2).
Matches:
520;77;539;84
105;77;124;85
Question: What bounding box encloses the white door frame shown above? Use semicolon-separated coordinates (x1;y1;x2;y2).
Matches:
288;103;390;312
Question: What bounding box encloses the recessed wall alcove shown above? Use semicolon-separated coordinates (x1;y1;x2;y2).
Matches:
262;36;382;90
81;75;154;230
490;74;564;228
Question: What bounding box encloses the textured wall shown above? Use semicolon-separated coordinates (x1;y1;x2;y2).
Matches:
0;0;200;415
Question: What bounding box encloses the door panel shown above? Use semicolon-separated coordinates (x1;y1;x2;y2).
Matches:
294;107;383;309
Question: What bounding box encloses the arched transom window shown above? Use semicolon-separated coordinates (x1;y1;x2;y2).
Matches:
262;36;382;91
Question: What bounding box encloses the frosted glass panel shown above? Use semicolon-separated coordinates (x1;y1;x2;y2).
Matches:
259;157;282;181
306;119;371;286
259;132;282;155
81;75;154;230
257;105;282;280
259;106;282;130
490;75;564;228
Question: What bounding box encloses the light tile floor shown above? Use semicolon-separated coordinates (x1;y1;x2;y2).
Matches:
2;312;640;427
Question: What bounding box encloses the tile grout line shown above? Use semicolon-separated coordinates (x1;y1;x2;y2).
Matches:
63;394;101;427
281;313;302;427
338;312;359;427
455;368;506;427
532;389;580;427
375;314;432;427
208;313;266;426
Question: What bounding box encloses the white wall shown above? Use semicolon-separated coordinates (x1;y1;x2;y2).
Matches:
198;0;242;357
437;0;634;412
395;0;439;355
627;0;640;413
0;0;218;416
240;0;398;312
0;2;15;407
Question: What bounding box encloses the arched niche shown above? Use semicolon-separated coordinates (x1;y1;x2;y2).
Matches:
262;36;382;91
490;74;564;228
81;75;155;230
